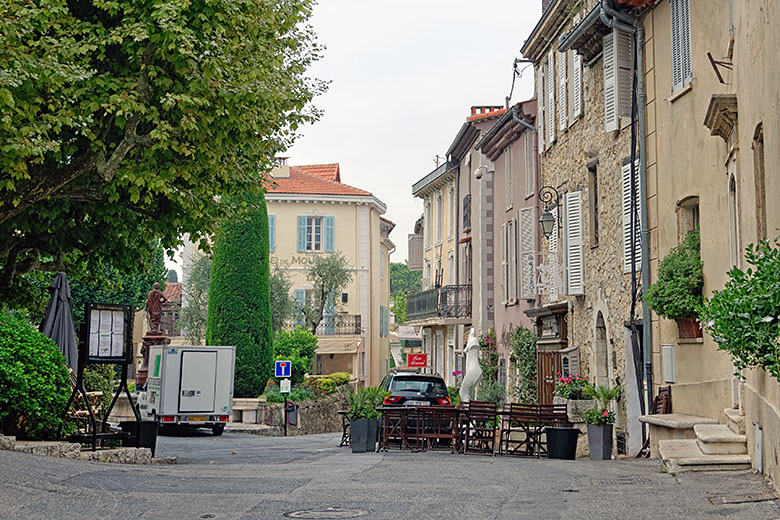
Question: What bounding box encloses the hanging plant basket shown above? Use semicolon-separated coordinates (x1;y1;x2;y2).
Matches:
676;317;703;339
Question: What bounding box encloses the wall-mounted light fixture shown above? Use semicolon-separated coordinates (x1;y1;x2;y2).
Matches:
538;185;561;239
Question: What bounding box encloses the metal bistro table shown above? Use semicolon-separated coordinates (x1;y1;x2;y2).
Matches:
377;406;460;453
336;410;350;447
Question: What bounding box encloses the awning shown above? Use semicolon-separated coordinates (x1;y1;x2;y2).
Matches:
316;337;362;355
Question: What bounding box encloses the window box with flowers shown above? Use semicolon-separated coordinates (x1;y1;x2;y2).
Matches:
552;374;596;423
645;230;704;338
583;384;621;460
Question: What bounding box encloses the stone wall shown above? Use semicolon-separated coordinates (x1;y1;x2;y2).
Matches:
254;387;348;436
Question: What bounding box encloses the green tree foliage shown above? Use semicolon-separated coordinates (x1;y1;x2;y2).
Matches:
391;291;408;324
0;312;72;439
270;266;294;333
507;326;537;403
299;252;353;334
477;329;505;406
645;230;703;320
701;238;780;381
390;262;422;297
206;193;273;398
180;254;211;345
0;0;325;293
273;328;318;385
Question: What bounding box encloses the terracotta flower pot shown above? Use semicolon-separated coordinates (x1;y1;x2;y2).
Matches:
676;317;703;338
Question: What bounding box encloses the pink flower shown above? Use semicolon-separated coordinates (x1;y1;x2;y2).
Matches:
602;410;610;417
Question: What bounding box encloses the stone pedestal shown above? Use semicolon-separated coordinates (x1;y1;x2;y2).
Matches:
137;333;170;387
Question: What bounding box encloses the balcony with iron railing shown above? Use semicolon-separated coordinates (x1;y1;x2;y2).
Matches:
406;284;472;323
287;314;362;336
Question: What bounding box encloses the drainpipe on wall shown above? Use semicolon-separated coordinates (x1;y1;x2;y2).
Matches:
601;0;653;417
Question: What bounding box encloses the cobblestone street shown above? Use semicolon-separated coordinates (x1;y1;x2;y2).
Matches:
1;432;778;520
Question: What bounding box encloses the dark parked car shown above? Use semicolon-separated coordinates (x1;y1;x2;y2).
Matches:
379;370;452;407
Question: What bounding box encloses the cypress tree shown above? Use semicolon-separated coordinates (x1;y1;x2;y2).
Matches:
206;192;273;397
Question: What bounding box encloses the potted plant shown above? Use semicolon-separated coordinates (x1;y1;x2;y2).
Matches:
583;384;621;460
645;230;704;338
552;373;595;422
346;386;385;453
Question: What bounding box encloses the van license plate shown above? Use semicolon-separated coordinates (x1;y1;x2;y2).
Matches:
185;416;206;422
405;401;430;406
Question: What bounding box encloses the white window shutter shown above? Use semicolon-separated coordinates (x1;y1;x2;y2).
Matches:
558;49;568;131
519;207;535;299
622;159;642;273
681;0;691;85
548;206;559;301
505;145;513;210
572;51;583;118
500;223;507;304
671;0;692;93
546;49;556;145
565;191;584;296
536;66;545;152
524;133;535;198
508;219;517;303
615;29;634;118
603;31;618;132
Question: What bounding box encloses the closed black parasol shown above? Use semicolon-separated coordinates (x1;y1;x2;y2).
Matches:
39;272;79;370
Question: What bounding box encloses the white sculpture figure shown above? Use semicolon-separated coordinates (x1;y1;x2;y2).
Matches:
460;327;482;404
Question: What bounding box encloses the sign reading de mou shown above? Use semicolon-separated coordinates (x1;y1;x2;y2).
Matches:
271;256;319;268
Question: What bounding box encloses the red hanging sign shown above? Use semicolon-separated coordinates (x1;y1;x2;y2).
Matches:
407;353;428;368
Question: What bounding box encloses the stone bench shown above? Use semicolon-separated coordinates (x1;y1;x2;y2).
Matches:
639;413;718;458
232;398;264;424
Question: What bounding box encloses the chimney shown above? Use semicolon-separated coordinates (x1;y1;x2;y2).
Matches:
270;157;290;179
470;106;504;117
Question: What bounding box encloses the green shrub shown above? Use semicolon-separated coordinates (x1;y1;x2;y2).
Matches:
701;238;780;380
273;328;318;385
645;230;703;320
83;364;115;412
308;372;351;395
447;386;461;407
264;380;316;403
346;386;387;420
508;326;537;403
0;312;73;439
554;374;589;400
206;192;274;398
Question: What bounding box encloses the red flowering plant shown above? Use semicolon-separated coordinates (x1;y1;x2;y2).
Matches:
553;373;589;400
582;384;621;425
583;407;616;425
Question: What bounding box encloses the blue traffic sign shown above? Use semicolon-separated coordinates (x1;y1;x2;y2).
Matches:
275;360;292;378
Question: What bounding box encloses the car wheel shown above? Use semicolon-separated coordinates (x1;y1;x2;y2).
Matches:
212;425;225;436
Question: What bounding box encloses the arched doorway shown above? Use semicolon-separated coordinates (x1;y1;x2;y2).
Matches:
594;312;609;387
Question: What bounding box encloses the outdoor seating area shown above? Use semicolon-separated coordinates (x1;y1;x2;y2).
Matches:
342;401;573;458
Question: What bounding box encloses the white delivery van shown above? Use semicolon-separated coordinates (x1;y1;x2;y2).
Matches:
138;344;236;436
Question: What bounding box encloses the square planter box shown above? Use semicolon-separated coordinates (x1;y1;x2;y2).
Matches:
587;424;614;460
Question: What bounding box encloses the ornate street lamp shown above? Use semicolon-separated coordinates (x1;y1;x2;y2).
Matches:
538;185;561;239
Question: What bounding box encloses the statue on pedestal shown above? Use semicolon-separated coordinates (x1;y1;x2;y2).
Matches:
460;327;482;404
138;283;170;388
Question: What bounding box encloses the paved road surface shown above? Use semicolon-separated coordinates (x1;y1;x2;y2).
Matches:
1;432;778;519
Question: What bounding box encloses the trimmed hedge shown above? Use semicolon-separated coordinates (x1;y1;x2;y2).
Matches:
0;312;72;439
206;192;274;397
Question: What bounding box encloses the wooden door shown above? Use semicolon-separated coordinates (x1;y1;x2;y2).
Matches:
537;351;562;404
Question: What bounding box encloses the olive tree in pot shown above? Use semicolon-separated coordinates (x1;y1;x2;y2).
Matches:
583;385;621;460
346;387;386;453
644;230;704;338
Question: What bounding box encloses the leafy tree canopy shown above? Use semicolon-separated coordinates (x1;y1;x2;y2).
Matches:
299;252;352;333
0;0;325;293
270;266;293;333
390;262;422;297
180;253;210;345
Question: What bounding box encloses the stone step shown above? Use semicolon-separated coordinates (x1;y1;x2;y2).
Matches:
694;424;747;455
659;439;751;472
723;408;746;435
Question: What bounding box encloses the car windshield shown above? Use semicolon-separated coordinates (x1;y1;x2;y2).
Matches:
391;376;447;395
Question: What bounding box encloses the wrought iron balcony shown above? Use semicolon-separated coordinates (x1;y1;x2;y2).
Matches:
315;314;362;336
406;284;472;322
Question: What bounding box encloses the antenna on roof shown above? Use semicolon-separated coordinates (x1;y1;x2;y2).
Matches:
434;155;446;167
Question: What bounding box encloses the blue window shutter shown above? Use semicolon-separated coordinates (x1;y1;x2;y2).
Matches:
294;289;305;327
297;216;307;252
325;216;335;252
269;215;276;252
384;307;388;336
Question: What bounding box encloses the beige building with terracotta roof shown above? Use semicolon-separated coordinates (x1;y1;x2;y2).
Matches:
265;160;394;386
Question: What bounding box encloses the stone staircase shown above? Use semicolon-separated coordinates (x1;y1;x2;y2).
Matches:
659;408;750;472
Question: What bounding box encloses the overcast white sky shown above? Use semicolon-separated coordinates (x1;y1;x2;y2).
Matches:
167;1;542;278
288;0;542;262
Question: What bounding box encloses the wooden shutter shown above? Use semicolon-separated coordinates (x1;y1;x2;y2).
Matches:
297;216;307;252
536;65;545;152
500;223;508;304
505;145;513;209
269;214;276;252
546;49;556;145
565;191;584;295
325;216;335;252
615;28;634;118
558;49;568;131
524;132;535;198
603;31;618;132
508;219;517;304
671;0;691;93
572;51;583;119
519;207;535;299
549;206;559;301
622;159;642;272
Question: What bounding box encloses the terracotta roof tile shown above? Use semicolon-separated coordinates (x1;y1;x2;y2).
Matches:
267;165;372;197
162;282;182;303
467;108;507;122
294;163;341;182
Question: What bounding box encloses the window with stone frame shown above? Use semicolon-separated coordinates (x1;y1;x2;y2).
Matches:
677;196;699;242
306;216;323;251
753;123;767;243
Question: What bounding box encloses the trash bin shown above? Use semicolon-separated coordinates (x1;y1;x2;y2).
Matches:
286;402;299;426
120;420;160;457
546;427;579;460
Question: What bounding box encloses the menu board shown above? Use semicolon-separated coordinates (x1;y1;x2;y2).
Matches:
84;303;131;362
